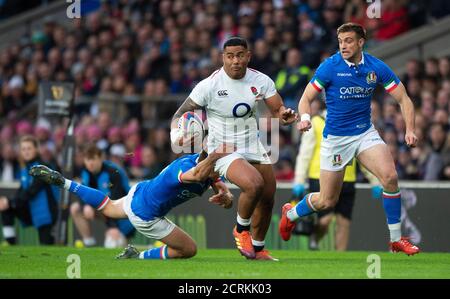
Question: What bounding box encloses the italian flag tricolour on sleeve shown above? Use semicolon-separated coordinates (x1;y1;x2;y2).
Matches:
311;78;325;92
384;79;398;92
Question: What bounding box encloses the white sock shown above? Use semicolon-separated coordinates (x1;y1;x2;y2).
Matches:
83;237;96;246
236;213;251;226
64;179;72;190
252;239;265;247
287;208;299;221
388;223;401;242
139;252;145;259
2;226;15;238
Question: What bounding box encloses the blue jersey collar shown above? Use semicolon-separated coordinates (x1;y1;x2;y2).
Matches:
342;52;365;68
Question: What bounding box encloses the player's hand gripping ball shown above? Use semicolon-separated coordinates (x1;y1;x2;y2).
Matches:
176;111;205;146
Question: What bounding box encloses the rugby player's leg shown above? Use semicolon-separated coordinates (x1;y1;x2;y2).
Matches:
250;164;278;260
280;170;344;241
226;159;264;258
250;163;276;258
357;143;419;254
29;164;110;210
134;226;197;259
101;197;128;218
357;144;401;240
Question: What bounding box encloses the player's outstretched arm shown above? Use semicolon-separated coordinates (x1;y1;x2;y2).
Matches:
388;82;418;147
297;83;320;132
180;143;235;183
265;92;298;126
170;97;203;145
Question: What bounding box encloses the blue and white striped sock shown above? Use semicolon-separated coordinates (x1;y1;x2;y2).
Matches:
139;245;169;260
383;189;402;242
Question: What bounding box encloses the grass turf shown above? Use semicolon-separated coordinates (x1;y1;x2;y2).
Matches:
0;246;449;279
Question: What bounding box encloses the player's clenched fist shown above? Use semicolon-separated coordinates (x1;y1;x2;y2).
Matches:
405;131;418;148
297;114;312;132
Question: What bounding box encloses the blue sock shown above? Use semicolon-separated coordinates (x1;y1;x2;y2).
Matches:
68;181;109;210
139;245;169;260
382;189;402;242
287;193;316;221
382;190;401;224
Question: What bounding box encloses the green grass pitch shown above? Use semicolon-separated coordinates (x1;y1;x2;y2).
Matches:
0;246;449;279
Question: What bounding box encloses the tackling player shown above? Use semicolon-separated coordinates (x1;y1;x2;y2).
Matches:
29;144;234;260
280;23;420;255
171;37;297;261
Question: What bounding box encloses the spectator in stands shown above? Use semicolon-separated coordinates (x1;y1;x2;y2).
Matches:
70;144;135;248
424;123;450;180
438;56;450;81
0;142;20;182
248;39;278;79
0;135;59;245
402;59;423;87
0;0;449;183
275;48;311;109
129;145;163;180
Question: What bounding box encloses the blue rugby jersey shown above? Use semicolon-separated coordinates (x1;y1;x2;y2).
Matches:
310;51;400;137
130;154;212;221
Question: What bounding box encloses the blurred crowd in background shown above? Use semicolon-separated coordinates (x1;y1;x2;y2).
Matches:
0;0;449;183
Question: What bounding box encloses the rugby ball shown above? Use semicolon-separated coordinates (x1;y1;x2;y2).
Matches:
177;111;204;140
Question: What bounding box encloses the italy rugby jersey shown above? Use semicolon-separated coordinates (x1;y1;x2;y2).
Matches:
310;51;400;137
130;154;212;221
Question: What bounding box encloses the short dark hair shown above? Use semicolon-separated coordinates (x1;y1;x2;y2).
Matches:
337;23;366;40
223;37;248;50
83;143;103;159
20;135;39;148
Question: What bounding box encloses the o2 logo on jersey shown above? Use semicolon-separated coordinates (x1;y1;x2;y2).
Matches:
232;103;252;118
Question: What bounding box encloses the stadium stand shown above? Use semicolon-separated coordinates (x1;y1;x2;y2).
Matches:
0;0;449;185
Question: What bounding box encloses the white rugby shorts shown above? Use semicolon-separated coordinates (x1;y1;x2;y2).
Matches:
122;184;176;240
212;141;271;180
320;125;385;171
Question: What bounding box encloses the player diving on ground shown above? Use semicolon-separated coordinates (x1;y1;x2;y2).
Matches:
29;143;234;260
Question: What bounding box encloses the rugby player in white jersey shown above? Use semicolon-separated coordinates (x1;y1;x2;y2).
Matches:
171;37;297;260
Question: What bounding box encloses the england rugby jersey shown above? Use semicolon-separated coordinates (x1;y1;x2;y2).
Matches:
189;67;277;154
310;51;400;137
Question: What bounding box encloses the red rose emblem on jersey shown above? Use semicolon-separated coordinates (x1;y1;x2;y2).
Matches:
251;86;258;95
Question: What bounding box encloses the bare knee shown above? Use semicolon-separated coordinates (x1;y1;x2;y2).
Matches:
380;172;398;190
70;202;81;216
180;243;197;258
83;205;95;220
242;175;264;198
316;196;337;211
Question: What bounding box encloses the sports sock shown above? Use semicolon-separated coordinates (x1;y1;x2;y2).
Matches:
252;239;265;252
139;245;169;260
287;193;316;221
382;189;402;242
64;179;110;210
83;237;96;247
2;226;16;245
236;213;251;233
